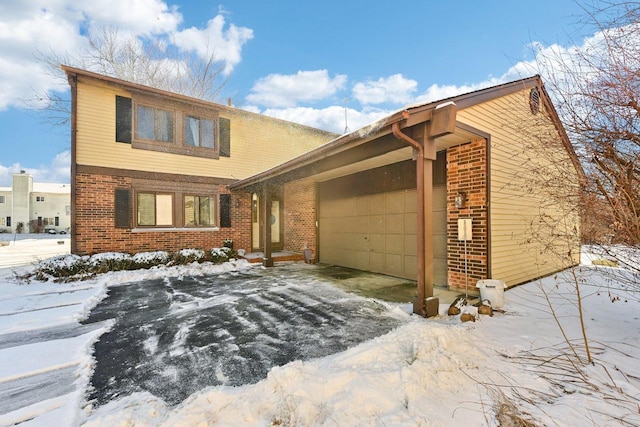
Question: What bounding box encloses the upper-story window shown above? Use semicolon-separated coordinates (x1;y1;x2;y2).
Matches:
185;116;214;148
136;105;174;142
36;196;45;202
0;195;4;203
117;94;230;159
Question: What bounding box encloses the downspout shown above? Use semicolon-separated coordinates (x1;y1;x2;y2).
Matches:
391;121;426;317
67;72;78;255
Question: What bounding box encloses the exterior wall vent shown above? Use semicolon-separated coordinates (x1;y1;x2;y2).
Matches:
529;87;541;114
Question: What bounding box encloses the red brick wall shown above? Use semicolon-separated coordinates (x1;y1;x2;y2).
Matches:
283;179;317;261
446;139;489;291
74;172;251;255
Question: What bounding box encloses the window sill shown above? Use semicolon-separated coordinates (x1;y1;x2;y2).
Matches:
132;140;219;159
131;227;220;233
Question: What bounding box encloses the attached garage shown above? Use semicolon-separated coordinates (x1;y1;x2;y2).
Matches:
230;76;583;317
317;156;447;284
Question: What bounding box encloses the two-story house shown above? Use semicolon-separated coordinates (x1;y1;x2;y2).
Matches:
64;66;583;316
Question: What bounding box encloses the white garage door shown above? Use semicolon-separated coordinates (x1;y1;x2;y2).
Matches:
319;187;447;284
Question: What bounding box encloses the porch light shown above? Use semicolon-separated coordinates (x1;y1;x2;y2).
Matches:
455;191;467;209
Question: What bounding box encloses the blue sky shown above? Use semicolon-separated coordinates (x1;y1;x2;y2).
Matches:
0;0;593;186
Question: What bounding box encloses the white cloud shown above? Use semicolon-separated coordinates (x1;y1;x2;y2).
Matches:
173;15;253;75
246;70;348;108
352;74;418;105
79;0;182;35
0;151;70;187
0;4;82;109
0;1;252;111
255;106;390;135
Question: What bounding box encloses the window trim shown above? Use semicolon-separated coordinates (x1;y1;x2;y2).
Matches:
129;93;221;159
183;194;217;228
129;180;221;231
135;191;175;228
133;102;175;144
185;115;215;149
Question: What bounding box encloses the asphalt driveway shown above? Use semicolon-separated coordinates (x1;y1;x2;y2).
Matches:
82;263;408;407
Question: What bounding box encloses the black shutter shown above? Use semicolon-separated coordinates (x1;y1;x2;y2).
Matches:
115;96;132;143
219;117;230;157
220;194;231;227
115;189;131;228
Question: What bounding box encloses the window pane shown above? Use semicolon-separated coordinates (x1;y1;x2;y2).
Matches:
156;194;173;225
137;106;155;140
184;195;196;226
185;116;199;147
271;200;280;243
184;195;215;226
156;109;173;142
201;119;215;148
137;193;155;225
199;196;215;226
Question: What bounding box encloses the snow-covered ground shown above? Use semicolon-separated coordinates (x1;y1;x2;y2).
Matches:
0;238;639;426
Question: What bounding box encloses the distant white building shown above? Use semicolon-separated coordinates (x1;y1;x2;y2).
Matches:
0;172;71;234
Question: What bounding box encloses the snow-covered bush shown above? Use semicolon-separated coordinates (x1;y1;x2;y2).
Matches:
210;246;234;264
131;251;170;269
34;254;90;279
25;245;237;283
171;248;206;265
89;252;133;273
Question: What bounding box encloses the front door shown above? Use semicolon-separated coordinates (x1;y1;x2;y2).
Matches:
251;191;284;252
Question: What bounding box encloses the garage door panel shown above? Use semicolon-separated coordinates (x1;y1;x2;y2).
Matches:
433;187;446;209
385;253;403;275
433;210;447;226
404;190;417;213
385;192;405;214
385;214;404;234
369;215;385;233
369;252;384;272
404;255;417;277
404;213;417;234
344;217;367;234
369;233;385;252
404;235;417;254
385;234;404;254
433;234;447;258
349;251;371;271
347;234;369;251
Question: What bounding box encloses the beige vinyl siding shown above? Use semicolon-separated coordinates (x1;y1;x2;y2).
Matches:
457;90;580;286
75;78;334;178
